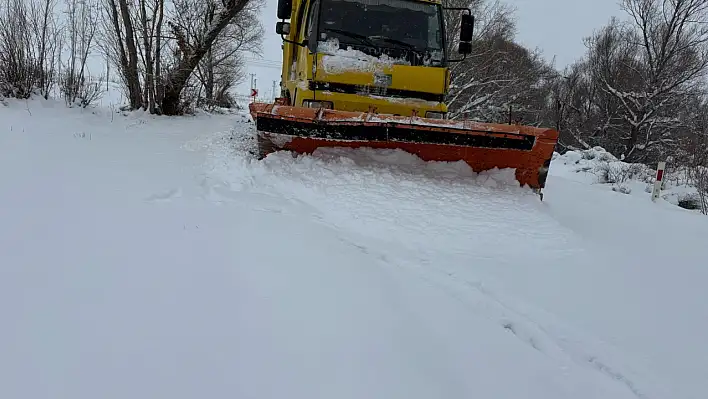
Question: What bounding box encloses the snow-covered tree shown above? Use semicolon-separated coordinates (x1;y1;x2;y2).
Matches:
441;0;555;124
585;0;708;162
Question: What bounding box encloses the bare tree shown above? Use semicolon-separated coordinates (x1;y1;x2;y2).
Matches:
160;0;256;115
126;0;168;113
546;62;598;151
137;0;156;112
0;0;40;98
676;95;708;213
30;0;62;99
99;0;143;109
580;19;642;154
691;166;708;214
98;0;261;114
169;0;263;110
0;0;62;99
61;0;103;107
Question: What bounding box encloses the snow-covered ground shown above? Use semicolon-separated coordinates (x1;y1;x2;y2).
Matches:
1;90;706;399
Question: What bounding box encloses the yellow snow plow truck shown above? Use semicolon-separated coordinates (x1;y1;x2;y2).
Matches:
249;0;559;197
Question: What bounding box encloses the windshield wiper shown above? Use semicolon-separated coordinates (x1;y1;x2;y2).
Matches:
367;35;421;54
322;28;377;48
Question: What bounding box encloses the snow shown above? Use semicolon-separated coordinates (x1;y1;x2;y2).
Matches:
367;94;442;108
551;146;702;207
317;38;411;74
2;90;708;399
293;109;526;133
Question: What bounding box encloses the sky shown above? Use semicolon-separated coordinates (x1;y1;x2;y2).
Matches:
236;0;626;100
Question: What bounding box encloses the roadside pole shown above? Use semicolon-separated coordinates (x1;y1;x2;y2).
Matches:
652;161;666;202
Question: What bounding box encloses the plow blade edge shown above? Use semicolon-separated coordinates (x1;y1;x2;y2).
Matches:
249;102;559;190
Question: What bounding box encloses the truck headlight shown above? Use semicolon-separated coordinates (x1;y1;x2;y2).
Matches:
303;100;333;109
425;111;446;119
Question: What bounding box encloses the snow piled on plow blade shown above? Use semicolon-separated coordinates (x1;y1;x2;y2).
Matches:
250;102;558;190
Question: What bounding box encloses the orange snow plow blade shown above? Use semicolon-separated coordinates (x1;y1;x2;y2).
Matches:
249;102;559;191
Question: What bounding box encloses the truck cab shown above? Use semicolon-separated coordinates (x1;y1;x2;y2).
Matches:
274;0;473;119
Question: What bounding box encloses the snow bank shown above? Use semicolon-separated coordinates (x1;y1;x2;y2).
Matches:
551;146;704;212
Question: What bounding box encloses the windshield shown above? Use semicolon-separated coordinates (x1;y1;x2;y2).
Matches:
315;0;445;66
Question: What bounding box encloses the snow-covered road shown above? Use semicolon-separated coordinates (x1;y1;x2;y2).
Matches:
1;99;706;399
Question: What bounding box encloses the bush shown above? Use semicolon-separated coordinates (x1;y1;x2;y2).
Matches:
688;166;708;214
593;161;646;194
0;0;60;100
60;71;104;108
678;194;702;210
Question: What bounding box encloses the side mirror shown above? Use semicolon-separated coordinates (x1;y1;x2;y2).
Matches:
460;14;474;43
277;0;292;19
276;21;291;35
458;42;472;55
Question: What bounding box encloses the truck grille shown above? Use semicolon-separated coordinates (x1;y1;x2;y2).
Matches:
310;81;443;103
354;85;387;96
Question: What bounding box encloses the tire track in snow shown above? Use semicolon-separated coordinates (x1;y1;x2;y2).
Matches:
385;258;652;399
477;284;650;399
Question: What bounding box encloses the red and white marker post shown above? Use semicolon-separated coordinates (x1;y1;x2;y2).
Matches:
652;161;666;202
